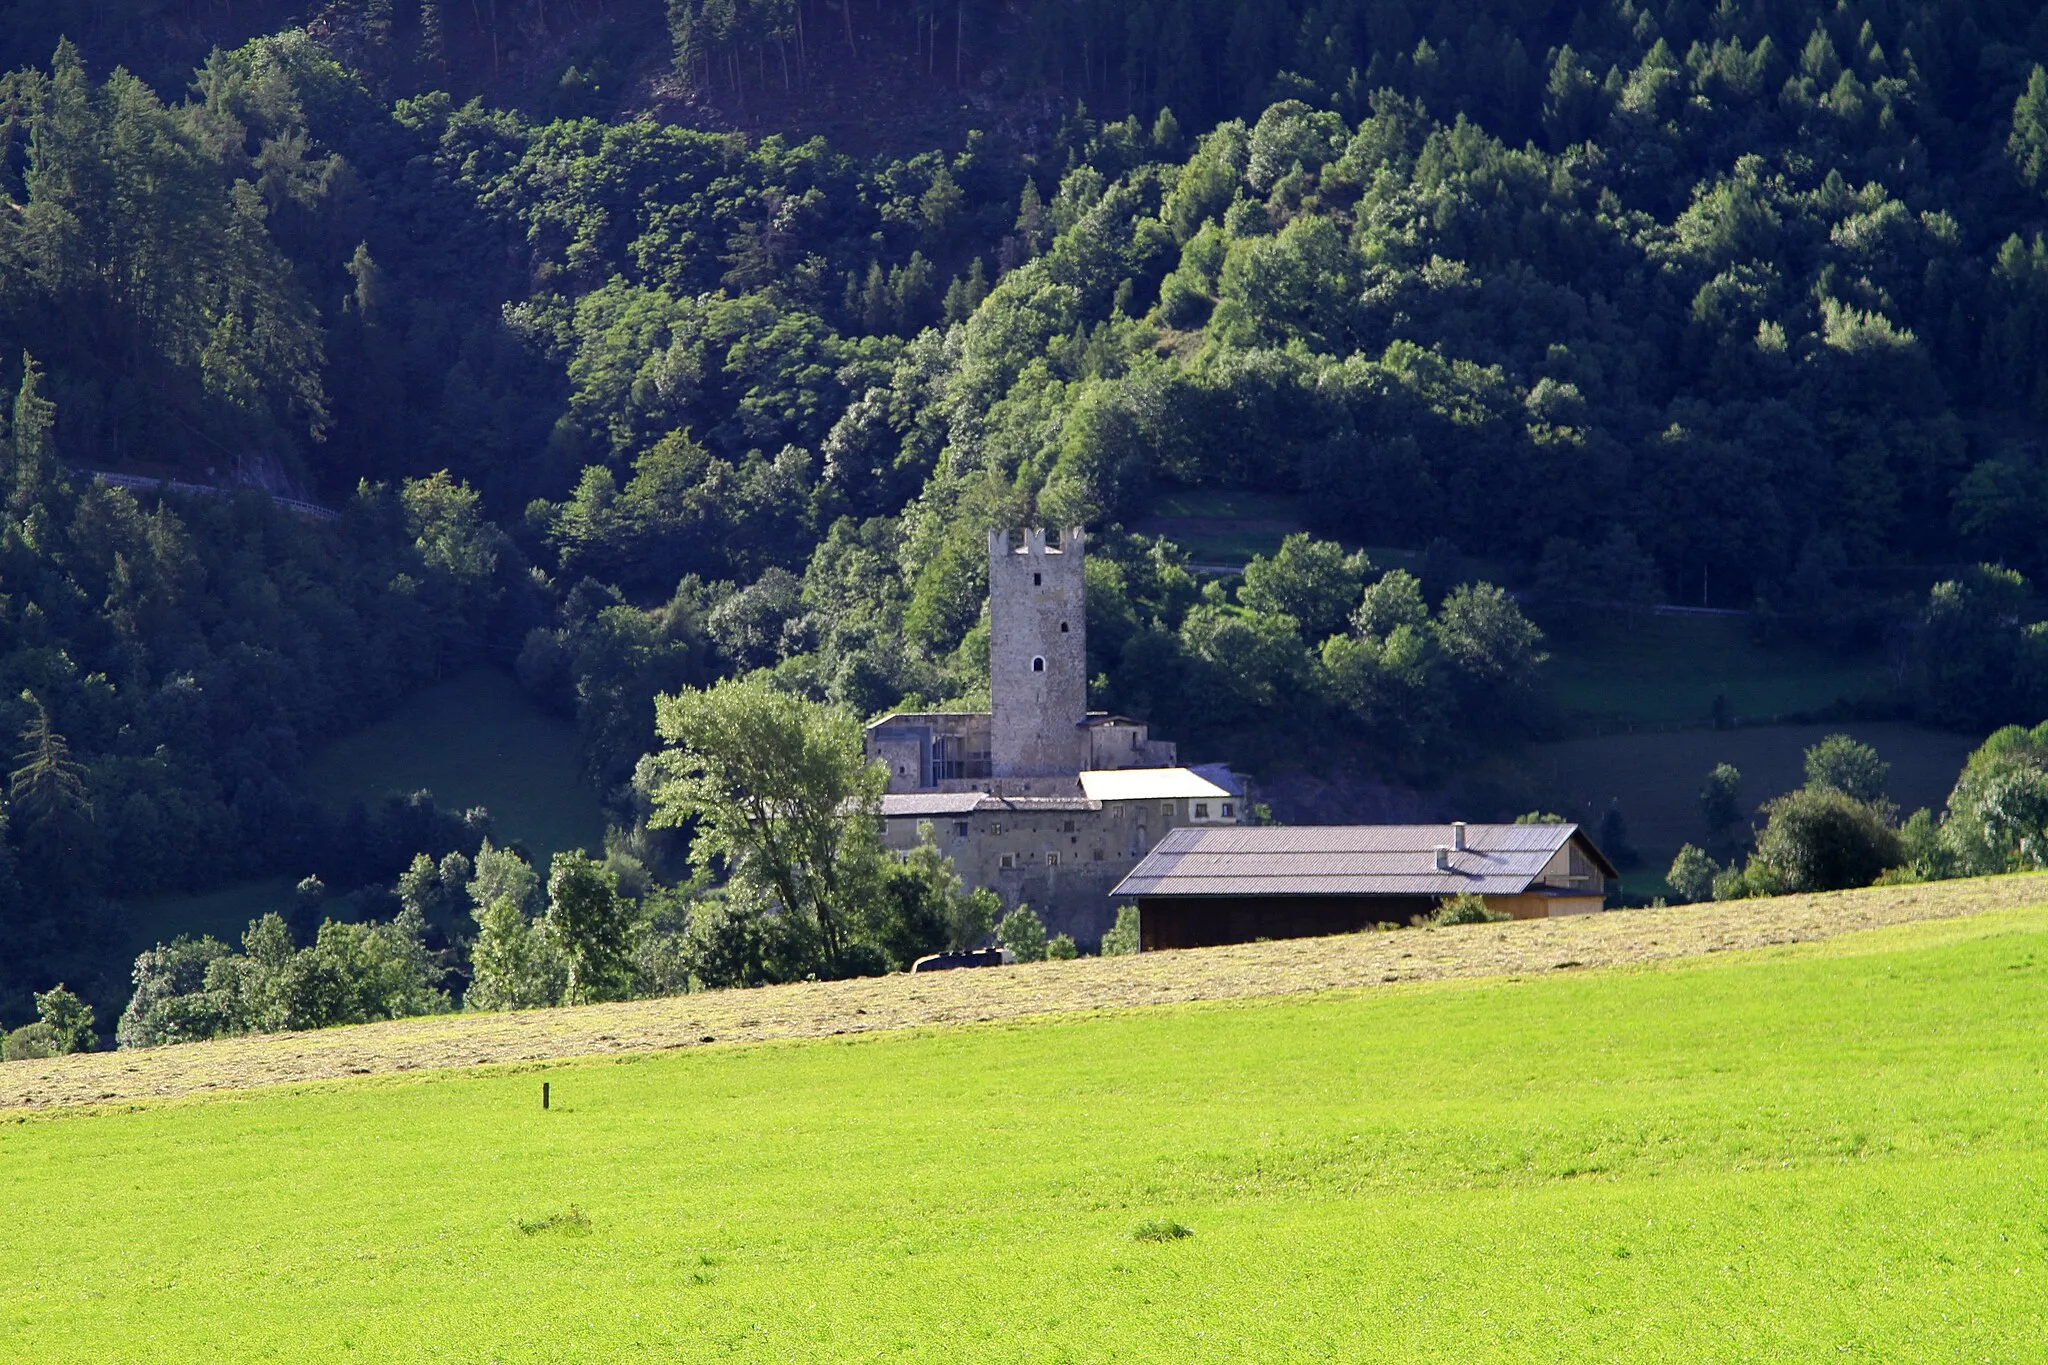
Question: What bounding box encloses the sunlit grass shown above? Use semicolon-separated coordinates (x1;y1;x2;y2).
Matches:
4;903;2046;1361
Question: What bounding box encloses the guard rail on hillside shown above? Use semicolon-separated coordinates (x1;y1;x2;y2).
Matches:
83;469;340;522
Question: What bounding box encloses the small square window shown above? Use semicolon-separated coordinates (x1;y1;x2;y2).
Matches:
1063;819;1076;832
1220;803;1234;819
1161;801;1175;816
1047;851;1060;867
991;822;1003;835
999;853;1015;870
1093;848;1104;861
954;821;969;837
1194;803;1210;819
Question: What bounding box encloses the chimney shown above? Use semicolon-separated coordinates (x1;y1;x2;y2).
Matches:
1451;821;1467;851
1434;845;1450;872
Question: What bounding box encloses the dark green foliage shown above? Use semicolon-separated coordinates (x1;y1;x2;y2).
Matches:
545;851;630;1004
12;0;2048;1025
1666;845;1718;904
996;904;1048;962
1803;735;1890;805
1427;892;1509;926
117;906;447;1047
1904;568;2048;733
1936;723;2048;877
0;983;94;1059
1743;788;1903;896
1699;765;1745;844
1100;905;1141;956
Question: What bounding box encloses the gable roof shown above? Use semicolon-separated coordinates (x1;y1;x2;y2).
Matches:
1111;823;1615;899
1077;767;1233;802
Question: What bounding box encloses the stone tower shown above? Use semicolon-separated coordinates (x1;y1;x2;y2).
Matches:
988;527;1089;781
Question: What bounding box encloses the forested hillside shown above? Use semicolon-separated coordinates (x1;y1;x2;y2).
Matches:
5;0;2048;1026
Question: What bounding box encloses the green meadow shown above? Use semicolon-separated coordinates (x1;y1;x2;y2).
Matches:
6;908;2047;1362
305;668;606;861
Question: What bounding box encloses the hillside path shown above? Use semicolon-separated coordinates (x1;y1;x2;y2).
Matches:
7;875;2044;1110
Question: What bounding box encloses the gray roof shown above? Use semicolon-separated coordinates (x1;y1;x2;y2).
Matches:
882;793;1101;818
880;793;988;817
1112;823;1614;899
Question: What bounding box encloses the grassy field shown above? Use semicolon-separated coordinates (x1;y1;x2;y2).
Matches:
4;891;2046;1360
114;877;299;966
1545;614;1890;730
306;668;606;861
14;874;2040;1110
110;671;606;965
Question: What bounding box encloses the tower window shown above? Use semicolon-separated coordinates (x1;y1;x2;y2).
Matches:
1032;656;1045;672
1059;621;1069;633
1032;572;1042;586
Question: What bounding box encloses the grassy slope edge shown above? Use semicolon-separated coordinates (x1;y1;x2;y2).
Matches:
6;873;2044;1110
3;892;2045;1360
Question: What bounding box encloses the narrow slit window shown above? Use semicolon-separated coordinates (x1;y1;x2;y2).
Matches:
1059;621;1069;633
1032;572;1042;586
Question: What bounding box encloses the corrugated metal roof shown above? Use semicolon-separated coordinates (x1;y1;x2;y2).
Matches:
1112;823;1607;898
1078;767;1233;802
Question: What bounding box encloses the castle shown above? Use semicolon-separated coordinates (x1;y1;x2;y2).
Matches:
866;528;1245;948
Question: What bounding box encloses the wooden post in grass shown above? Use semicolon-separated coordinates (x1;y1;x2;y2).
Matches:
542;1082;550;1110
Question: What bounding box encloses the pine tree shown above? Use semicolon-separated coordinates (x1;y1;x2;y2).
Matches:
2011;65;2048;192
9;691;89;826
7;353;56;517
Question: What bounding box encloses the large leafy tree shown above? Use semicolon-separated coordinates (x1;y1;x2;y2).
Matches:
644;674;885;973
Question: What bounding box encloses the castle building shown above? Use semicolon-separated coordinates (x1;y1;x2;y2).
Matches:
865;528;1244;947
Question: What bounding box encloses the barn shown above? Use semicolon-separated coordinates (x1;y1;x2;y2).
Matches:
1111;822;1618;951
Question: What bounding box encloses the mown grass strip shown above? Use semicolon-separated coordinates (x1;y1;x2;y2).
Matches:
5;872;2044;1111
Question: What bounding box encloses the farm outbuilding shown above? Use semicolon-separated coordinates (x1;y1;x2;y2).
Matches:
1111;823;1617;951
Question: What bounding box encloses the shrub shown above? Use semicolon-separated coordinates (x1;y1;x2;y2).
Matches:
1666;844;1719;903
679;893;818;990
1427;892;1509;925
996;905;1048;962
1;1022;60;1061
1046;933;1078;960
1100;905;1141;955
1747;788;1903;893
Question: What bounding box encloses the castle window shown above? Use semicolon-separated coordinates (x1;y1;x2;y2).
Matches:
1032;656;1045;672
999;854;1015;869
954;821;969;837
1059;621;1069;633
1032;572;1042;586
1161;801;1175;816
1046;851;1060;867
1063;819;1076;833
